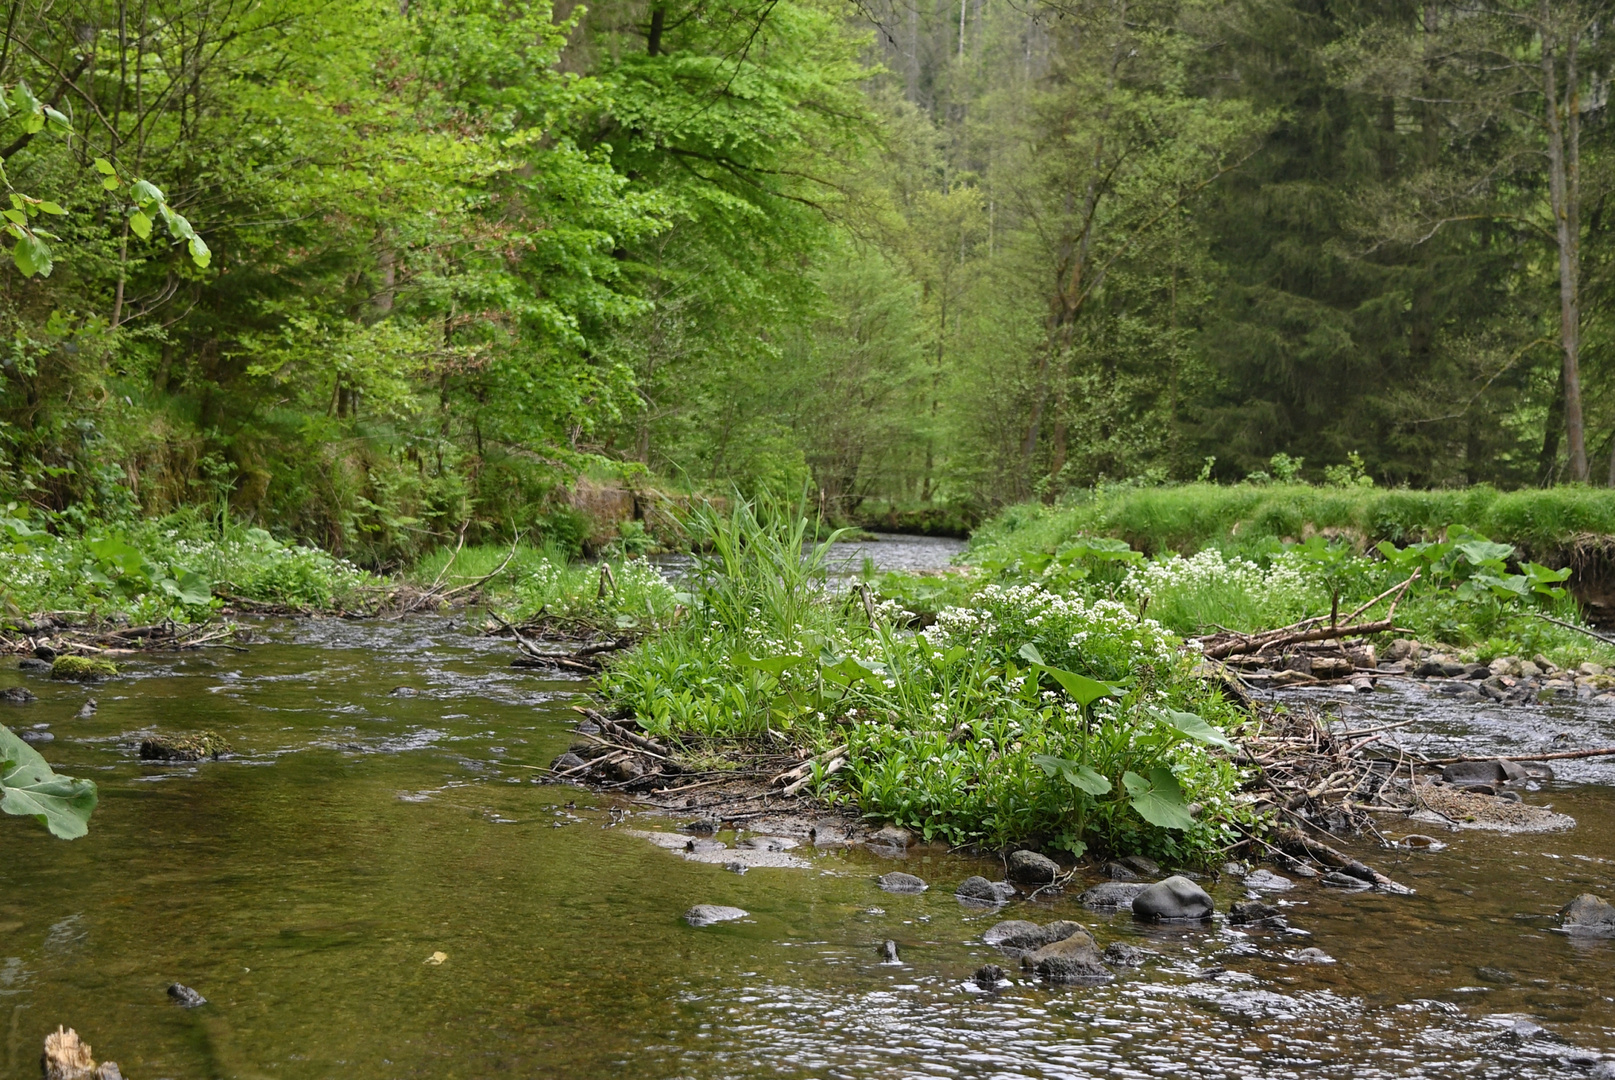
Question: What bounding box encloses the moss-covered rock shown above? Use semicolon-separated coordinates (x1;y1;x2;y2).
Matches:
138;730;232;761
50;656;119;681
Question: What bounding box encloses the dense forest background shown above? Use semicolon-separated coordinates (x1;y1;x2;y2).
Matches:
4;0;1614;560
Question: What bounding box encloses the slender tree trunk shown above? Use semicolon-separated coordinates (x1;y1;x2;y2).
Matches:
1541;361;1566;486
1541;0;1588;482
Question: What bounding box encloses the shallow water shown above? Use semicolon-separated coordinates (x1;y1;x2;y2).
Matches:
1;610;1612;1078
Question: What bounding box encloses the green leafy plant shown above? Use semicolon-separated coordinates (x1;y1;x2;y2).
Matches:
0;725;97;838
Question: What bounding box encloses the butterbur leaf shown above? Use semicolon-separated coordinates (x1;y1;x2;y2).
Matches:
0;725;97;838
1017;643;1045;666
1122;767;1195;830
1034;662;1122;710
1156;709;1234;750
1032;754;1113;795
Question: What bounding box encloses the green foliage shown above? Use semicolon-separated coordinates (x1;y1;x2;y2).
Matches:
0;724;96;838
601;499;1248;860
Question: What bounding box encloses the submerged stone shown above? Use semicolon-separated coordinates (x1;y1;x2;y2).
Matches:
0;685;35;703
1102;942;1148;967
877;871;927;893
683;904;748;927
167;983;207;1008
971;963;1006;988
1243;869;1294;892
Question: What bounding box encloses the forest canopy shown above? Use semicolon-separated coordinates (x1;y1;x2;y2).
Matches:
3;0;1612;558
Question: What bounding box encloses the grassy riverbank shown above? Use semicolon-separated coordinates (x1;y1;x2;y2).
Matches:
974;484;1615;558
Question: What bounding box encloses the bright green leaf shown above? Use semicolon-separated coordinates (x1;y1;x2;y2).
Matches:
0;725;97;838
1122;767;1195;830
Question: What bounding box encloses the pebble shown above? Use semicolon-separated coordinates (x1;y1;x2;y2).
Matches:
167;983;207;1008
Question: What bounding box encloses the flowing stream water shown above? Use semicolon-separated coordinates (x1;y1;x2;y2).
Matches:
2;534;1613;1079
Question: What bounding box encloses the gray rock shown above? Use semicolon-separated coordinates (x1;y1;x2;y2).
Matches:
1294;947;1334;964
1415;660;1467;678
738;835;798;851
955;876;1017;903
1102;942;1148;967
74;698;96;718
167;983;207;1008
1243;869;1293;892
1131;875;1213;921
1104;861;1140;881
389;685;420;697
867;825;912;850
982;919;1083;951
683;904;748;927
1443;759;1531;785
1228;900;1286;928
1007;849;1061;884
879;940;900;963
1021;929;1112;983
1559;894;1615;935
1117;855;1161;876
17;657;49;671
982;919;1042;948
18;728;52;743
1320;871;1372;890
877;871;928;893
97;1064;124;1080
1078;882;1149;909
971;963;1006;988
551;751;587;772
0;686;34;703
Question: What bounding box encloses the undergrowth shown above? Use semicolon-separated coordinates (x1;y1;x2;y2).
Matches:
600;497;1250;862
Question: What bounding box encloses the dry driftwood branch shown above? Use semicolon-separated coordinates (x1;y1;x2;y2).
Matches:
1198;572;1419;660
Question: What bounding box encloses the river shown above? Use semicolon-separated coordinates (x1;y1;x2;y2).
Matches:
1;534;1612;1078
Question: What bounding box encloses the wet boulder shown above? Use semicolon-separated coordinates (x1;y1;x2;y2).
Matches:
1243;869;1294;892
1558;894;1615;936
1131;875;1213;921
1104;861;1140;881
879;940;900;963
971;963;1006;988
1102;942;1149;967
1006;849;1061;884
50;657;118;682
0;686;34;703
982;919;1084;952
877;871;928;894
1228;900;1287;929
683;904;748;927
1078;882;1149;910
955;876;1017;903
1021;929;1112;984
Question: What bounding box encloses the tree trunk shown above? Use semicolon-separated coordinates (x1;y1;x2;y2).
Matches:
1541;0;1588;482
1541;361;1566;486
